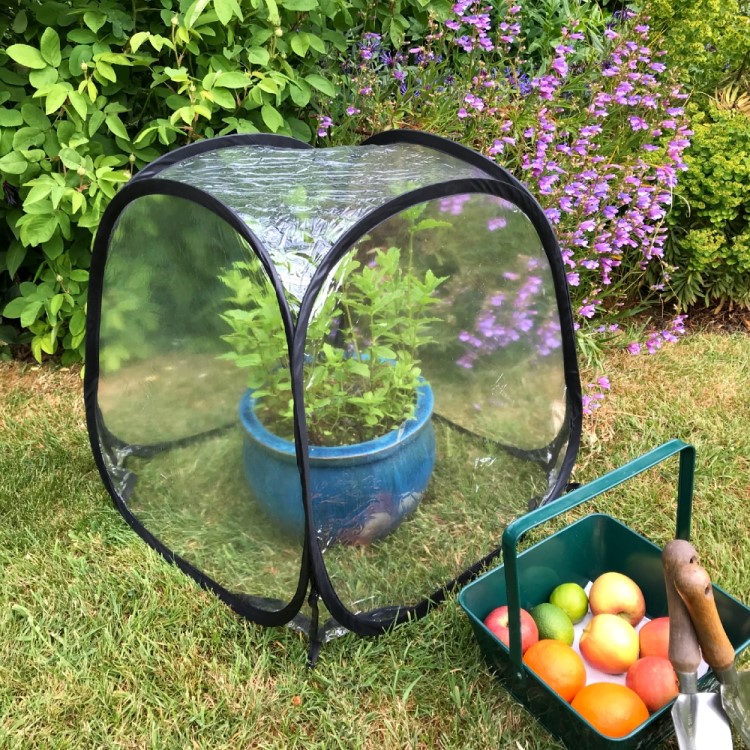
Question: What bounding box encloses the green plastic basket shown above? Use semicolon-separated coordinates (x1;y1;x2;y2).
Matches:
458;440;750;750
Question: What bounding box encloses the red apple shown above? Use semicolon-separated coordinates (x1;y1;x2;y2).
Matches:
626;656;679;712
579;613;640;674
484;606;539;655
589;571;646;627
639;617;670;660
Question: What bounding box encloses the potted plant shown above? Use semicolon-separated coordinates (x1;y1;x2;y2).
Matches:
219;210;447;545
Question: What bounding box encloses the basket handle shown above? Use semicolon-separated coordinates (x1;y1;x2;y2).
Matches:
500;439;695;683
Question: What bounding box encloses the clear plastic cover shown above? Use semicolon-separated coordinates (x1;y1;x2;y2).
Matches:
96;194;303;613
301;193;567;616
159;144;487;312
92;144;572;630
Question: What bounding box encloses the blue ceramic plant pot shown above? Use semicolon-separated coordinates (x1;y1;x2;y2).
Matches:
239;382;436;545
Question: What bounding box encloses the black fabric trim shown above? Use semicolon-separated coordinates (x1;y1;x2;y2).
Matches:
84;177;310;629
295;176;582;637
132;133;313;182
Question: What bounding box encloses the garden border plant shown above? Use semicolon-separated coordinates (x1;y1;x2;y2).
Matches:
319;2;694;411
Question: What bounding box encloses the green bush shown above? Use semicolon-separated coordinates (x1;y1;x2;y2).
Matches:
645;0;750;90
0;0;452;363
665;103;750;309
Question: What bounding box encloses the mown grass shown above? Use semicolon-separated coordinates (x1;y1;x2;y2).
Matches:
1;331;749;749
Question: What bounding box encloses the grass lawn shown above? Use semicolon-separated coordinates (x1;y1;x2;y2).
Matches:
1;330;749;749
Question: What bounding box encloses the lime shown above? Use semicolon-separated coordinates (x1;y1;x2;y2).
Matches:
530;602;575;645
549;582;589;624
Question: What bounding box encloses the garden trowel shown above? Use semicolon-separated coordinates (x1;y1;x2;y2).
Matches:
662;540;733;750
675;561;750;749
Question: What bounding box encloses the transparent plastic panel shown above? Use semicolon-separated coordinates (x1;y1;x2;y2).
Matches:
299;193;569;616
160;144;487;313
96;194;303;612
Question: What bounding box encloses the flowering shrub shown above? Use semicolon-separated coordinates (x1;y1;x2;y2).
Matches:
323;3;693;413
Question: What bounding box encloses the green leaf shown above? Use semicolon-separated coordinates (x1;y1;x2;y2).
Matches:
184;0;211;27
23;183;53;206
280;0;318;8
12;9;27;33
304;73;336;97
58;148;84;169
261;103;283;132
29;66;58;88
21;300;44;328
95;61;117;83
40;27;62;67
208;87;236;108
69;311;86;336
286;116;311;142
21;104;50;131
43;233;64;259
290;33;309;57
246;47;270;66
6;44;47;70
414;218;453;231
19;214;58;247
2;297;29;318
214;71;251;89
306;33;326;54
88;110;106;137
68;91;88;120
49;294;65;317
31;336;43;363
0;108;23;127
83;11;107;33
67;29;97;44
105;113;129;140
214;0;241;24
0;151;29;175
289;80;311;107
45;84;69;115
129;31;150;52
6;243;27;277
70;191;85;214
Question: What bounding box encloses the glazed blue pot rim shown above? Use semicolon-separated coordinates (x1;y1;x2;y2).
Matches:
239;379;434;462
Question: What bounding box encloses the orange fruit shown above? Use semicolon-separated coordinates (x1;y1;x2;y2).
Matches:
571;682;650;738
522;639;587;703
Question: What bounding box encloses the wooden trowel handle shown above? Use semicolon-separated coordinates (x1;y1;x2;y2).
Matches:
662;540;702;674
674;562;735;673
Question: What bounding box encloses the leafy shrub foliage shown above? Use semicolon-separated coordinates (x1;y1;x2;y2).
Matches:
0;0;452;363
645;0;750;89
665;104;750;309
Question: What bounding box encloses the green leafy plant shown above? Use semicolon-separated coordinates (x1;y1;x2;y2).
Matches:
665;102;750;310
0;0;454;364
219;211;446;446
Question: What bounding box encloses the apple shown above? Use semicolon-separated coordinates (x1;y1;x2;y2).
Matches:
589;571;646;627
626;656;679;712
579;613;640;674
484;606;539;654
639;616;670;660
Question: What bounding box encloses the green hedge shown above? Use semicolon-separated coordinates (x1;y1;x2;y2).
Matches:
0;0;451;362
665;103;750;310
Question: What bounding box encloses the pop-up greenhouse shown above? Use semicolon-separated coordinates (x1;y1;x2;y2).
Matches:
85;130;583;663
